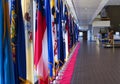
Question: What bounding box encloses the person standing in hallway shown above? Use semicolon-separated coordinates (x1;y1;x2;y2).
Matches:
108;30;114;45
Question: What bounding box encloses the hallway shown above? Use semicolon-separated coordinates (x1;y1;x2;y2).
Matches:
71;41;120;84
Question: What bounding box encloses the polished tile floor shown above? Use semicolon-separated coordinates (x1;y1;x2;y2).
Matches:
71;41;120;84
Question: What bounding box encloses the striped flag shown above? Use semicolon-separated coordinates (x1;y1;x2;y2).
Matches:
34;0;49;83
0;0;15;83
21;0;34;83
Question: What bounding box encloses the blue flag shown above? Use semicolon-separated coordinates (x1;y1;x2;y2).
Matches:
0;1;4;83
16;0;26;81
75;24;79;42
64;5;68;22
69;15;73;48
59;0;65;67
10;0;19;83
73;23;78;44
56;0;65;67
45;0;54;79
0;0;15;84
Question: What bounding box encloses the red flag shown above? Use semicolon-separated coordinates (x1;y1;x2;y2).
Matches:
34;0;48;84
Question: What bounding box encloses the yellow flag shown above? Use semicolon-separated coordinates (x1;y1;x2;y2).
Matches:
22;0;34;83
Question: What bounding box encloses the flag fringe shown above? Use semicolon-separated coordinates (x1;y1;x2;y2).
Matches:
19;77;32;84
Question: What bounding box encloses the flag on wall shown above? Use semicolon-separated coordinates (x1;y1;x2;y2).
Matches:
58;0;65;67
0;1;4;83
56;0;64;67
0;0;15;84
46;0;54;81
64;5;69;61
69;15;73;49
34;0;49;83
68;14;71;53
33;0;38;82
21;0;34;83
16;0;26;81
33;0;37;53
61;4;66;64
10;0;19;83
51;0;58;78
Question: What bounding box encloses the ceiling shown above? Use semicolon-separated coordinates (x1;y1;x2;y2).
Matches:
67;0;120;28
107;0;120;5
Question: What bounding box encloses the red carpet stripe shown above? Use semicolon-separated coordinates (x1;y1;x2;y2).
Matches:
59;43;80;84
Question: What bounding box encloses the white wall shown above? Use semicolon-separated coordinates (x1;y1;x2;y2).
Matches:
92;28;101;41
92;21;110;27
